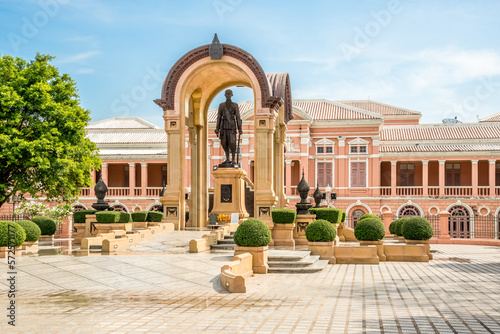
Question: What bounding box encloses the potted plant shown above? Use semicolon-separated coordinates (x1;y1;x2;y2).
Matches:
401;217;434;260
0;221;26;258
17;220;41;252
354;218;386;261
147;211;164;226
388;219;400;237
393;218;409;242
306;219;337;263
32;216;57;244
271;209;296;249
233;219;272;274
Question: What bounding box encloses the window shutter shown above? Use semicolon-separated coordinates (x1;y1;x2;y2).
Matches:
351;161;366;187
318;162;325;187
359;162;366;187
351;162;359;187
326;163;332;187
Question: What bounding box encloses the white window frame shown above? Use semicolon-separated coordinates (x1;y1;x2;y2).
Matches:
315;159;335;188
349;158;368;188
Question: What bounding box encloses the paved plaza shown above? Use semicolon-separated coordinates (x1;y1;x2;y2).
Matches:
1;231;499;333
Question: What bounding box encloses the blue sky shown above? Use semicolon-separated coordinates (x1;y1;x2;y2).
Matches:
1;0;500;126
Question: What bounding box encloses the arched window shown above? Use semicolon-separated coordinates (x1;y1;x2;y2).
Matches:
350;209;365;228
72;205;86;212
448;206;470;238
112;205;128;213
399;205;420;217
149;205;162;212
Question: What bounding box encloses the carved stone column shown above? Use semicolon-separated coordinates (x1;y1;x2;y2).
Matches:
128;163;136;196
141;163;148;197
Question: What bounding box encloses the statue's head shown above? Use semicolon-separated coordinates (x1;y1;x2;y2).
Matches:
225;89;233;99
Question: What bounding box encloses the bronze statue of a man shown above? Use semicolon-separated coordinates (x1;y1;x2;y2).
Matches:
215;89;243;166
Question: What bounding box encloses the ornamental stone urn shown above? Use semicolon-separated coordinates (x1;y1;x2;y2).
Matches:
92;177;110;212
295;170;312;215
313;184;323;208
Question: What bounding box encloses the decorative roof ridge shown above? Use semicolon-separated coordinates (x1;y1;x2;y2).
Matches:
479;111;500;122
382;122;500;129
87;117;161;129
293;99;383;119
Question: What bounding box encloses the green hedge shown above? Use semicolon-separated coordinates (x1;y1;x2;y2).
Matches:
73;210;97;225
147;211;163;222
17;220;41;242
341;211;346;223
394;218;409;236
271;209;296;224
0;221;26;247
305;219;337;242
32;216;57;235
389;219;400;235
309;208;343;224
131;211;149;222
95;211;120;223
185;210;189;223
401;217;434;240
234;219;271;247
359;213;381;222
354;218;386;241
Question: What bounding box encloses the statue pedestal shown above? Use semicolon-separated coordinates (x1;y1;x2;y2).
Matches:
294;214;316;246
211;167;249;222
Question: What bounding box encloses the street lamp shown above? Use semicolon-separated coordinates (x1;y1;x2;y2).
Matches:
323;185;336;208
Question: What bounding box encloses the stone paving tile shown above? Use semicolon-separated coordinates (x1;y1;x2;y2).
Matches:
0;232;499;333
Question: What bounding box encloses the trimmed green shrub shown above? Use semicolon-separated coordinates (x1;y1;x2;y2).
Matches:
308;208;318;215
305;219;337;242
32;216;57;235
185;210;189;223
95;211;120;223
389;219;400;235
116;211;131;223
401;217;434;240
341;211;346;223
354;218;385;241
271;209;296;224
131;211;149;222
234;219;271;247
147;211;163;222
311;208;343;224
359;213;381;222
0;221;26;247
73;210;97;225
17;220;41;242
394;218;409;236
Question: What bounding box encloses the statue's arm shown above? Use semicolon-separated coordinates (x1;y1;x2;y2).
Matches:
235;104;242;133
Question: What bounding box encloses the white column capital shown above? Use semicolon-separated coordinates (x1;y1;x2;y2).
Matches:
422;160;429;165
471;160;479;165
285;161;293;165
101;163;108;168
128;163;136;167
141;163;148;167
489;159;496;164
439;160;446;165
390;161;397;166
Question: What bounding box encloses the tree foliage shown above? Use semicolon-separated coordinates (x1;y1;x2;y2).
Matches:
0;53;101;209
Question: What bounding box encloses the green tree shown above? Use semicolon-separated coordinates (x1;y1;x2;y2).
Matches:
0;53;101;209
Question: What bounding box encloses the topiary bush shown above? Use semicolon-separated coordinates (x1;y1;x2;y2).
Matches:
233;219;271;247
341;211;346;223
147;211;163;222
95;211;120;223
271;209;296;224
305;219;337;242
17;220;41;242
185;210;189;223
312;208;343;224
32;216;57;235
389;219;400;235
117;211;132;223
0;221;26;247
131;211;149;222
401;217;434;240
359;213;381;222
393;218;409;236
73;210;97;225
354;218;386;241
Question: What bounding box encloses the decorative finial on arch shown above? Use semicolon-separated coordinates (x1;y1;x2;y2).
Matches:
209;33;223;60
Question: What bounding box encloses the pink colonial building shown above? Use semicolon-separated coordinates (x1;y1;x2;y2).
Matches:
69;100;500;240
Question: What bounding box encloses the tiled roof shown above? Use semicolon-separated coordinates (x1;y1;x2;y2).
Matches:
87;117;161;129
207;99;381;122
98;148;167;156
338;100;421;116
207;101;254;122
380;144;500;153
381;124;500;141
480;112;500;122
87;131;167;144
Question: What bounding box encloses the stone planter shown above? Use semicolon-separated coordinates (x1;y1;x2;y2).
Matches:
272;223;295;249
294;214;315;246
398;236;406;242
308;241;335;264
132;221;148;230
22;241;39;251
234;246;268;274
0;246;23;258
39;235;55;246
405;239;433;260
94;223;133;235
359;240;386;261
73;223;86;244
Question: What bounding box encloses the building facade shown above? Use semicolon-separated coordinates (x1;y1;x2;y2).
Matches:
8;100;500;240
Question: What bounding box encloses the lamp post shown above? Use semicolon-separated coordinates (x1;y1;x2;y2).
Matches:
323;185;337;208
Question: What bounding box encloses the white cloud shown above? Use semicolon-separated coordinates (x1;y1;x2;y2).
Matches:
58;51;100;64
76;68;95;75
